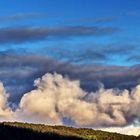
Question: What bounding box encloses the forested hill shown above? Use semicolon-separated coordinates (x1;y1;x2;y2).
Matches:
0;122;139;140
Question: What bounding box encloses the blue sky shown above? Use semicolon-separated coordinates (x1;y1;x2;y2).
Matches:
0;0;140;101
0;0;140;66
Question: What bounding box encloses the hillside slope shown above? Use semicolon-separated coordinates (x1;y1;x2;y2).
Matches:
0;122;139;140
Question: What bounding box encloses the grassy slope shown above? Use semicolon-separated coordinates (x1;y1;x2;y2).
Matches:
0;122;139;140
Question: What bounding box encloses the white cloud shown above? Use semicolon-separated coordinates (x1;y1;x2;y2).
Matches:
99;125;140;136
0;82;13;121
0;73;140;136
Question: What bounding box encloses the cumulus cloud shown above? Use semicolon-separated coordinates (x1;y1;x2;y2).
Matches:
15;73;140;128
0;73;140;136
0;82;13;121
1;54;140;104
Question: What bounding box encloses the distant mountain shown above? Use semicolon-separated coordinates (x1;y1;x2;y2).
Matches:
0;122;139;140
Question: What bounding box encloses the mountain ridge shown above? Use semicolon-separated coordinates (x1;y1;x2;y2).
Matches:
0;122;139;140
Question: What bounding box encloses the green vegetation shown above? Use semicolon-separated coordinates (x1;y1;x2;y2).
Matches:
0;122;139;140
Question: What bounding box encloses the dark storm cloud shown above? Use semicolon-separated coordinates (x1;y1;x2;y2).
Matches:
0;26;120;44
0;13;48;21
0;54;140;103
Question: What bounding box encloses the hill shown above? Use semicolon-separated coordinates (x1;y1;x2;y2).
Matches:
0;122;139;140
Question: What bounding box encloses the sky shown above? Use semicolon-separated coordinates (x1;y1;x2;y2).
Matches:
0;0;140;136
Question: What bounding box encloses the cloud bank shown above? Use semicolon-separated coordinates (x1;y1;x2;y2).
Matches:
1;54;140;104
0;73;140;136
